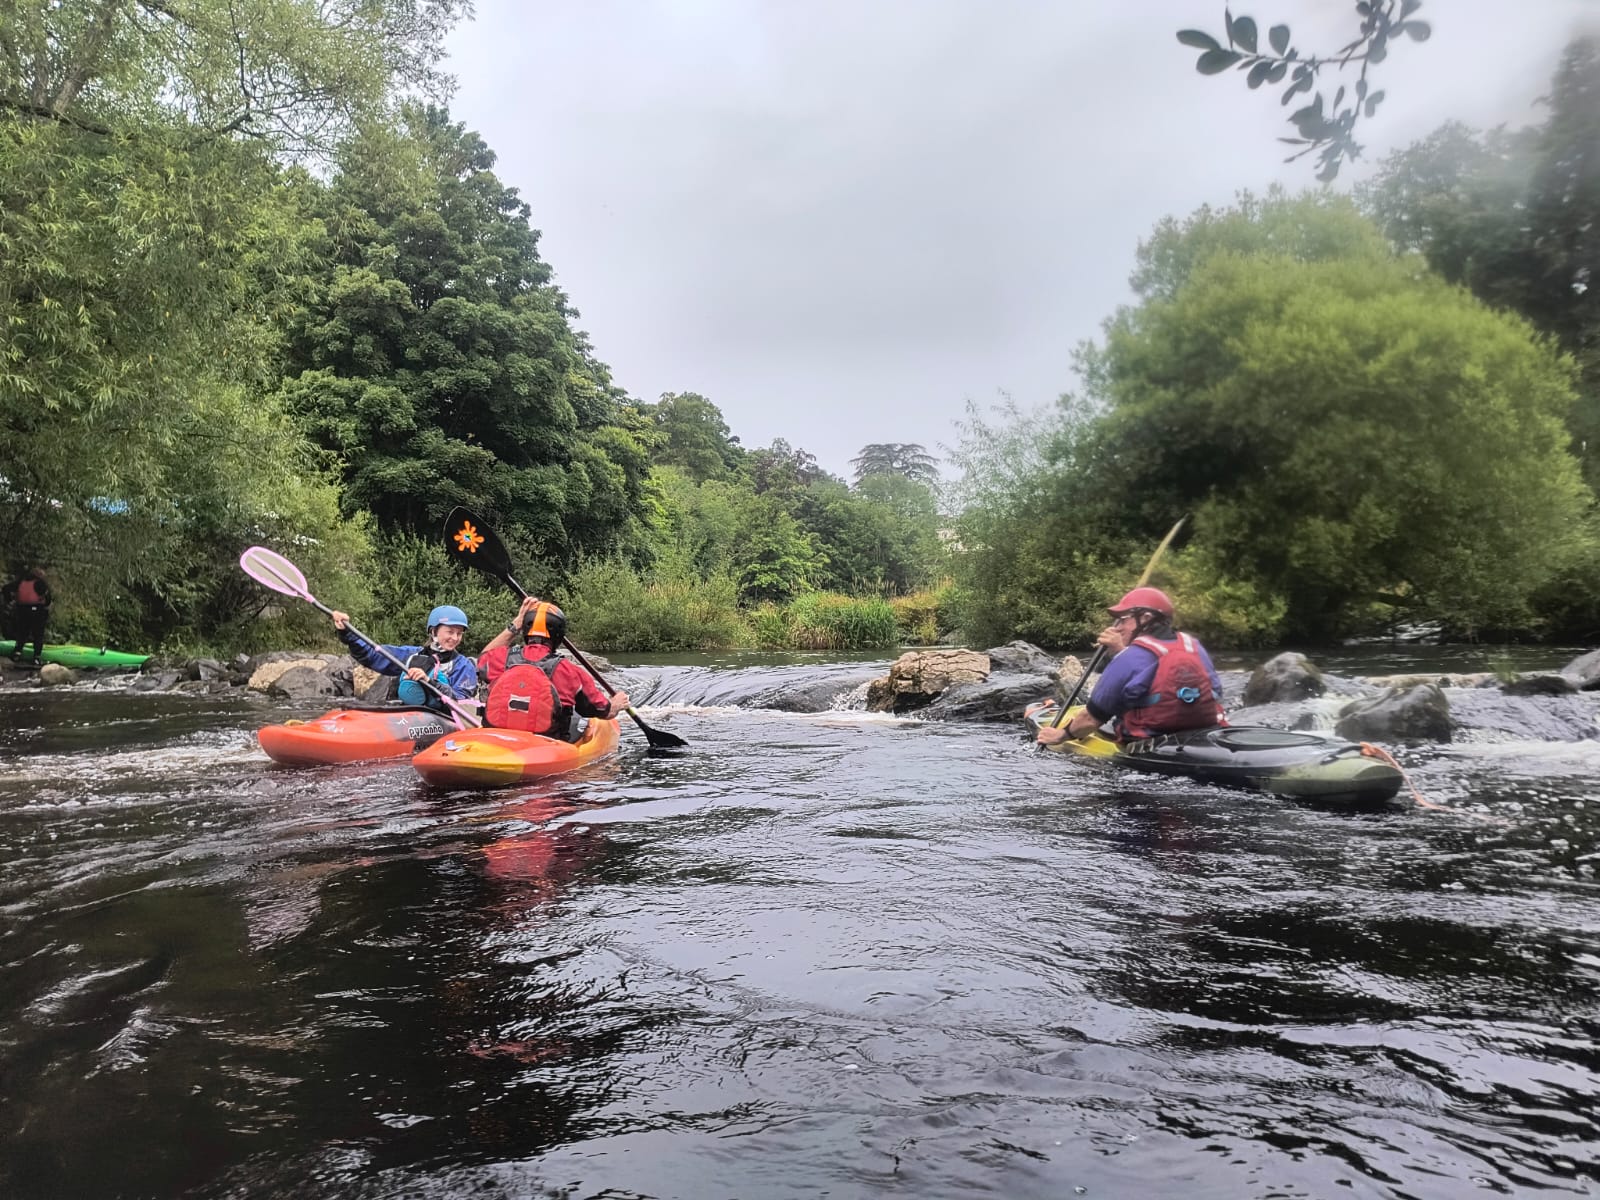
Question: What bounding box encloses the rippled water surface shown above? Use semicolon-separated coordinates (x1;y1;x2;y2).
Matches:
1;654;1597;1199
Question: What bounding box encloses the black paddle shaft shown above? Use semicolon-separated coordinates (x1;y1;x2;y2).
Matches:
442;508;688;750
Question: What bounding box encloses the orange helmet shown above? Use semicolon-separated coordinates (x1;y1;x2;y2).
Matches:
1108;586;1174;619
524;601;567;644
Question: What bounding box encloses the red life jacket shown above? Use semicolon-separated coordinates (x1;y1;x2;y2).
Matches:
1118;632;1223;741
16;579;43;606
484;645;568;736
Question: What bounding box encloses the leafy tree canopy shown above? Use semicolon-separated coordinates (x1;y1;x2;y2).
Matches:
850;442;940;487
1079;192;1592;639
648;392;744;482
1361;37;1600;485
277;106;652;567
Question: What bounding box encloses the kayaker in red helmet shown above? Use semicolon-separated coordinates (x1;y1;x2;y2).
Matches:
477;596;629;741
1036;585;1224;745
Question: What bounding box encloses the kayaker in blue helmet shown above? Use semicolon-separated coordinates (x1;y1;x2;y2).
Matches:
1036;586;1224;745
329;604;480;713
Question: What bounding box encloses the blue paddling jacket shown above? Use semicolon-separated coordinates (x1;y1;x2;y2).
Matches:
339;629;479;709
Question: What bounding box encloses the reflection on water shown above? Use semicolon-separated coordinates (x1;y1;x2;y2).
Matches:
0;652;1596;1199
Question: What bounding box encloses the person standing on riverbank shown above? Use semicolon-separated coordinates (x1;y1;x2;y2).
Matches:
4;567;52;666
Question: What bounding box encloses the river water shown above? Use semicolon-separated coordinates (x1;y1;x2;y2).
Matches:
1;648;1597;1199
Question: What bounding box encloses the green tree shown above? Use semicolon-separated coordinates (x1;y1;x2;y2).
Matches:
1078;192;1593;639
849;442;940;487
277;107;652;565
1362;38;1600;484
0;0;457;642
650;392;744;482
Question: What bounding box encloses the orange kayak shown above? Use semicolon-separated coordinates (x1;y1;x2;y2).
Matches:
257;706;455;766
411;719;621;788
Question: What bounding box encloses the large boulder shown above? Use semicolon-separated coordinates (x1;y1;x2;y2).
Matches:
186;657;227;683
38;663;77;686
1336;683;1454;743
921;673;1057;722
247;657;331;693
1243;652;1325;706
266;664;339;703
1561;648;1600;690
353;665;382;698
865;649;990;713
985;641;1060;677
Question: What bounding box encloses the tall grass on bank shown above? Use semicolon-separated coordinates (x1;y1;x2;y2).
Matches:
564;560;903;652
784;592;898;650
564;559;748;651
890;580;957;645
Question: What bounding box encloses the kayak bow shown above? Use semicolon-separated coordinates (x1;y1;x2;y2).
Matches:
411;719;621;789
258;705;454;766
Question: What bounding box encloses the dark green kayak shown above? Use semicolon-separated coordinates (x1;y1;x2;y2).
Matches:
1025;699;1405;807
1;640;150;670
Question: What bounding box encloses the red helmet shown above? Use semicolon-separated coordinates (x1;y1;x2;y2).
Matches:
1108;586;1174;618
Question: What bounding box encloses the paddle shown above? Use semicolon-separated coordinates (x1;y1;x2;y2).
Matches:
239;545;483;729
1047;516;1188;733
441;508;688;751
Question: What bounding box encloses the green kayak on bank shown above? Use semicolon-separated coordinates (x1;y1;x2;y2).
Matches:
1;640;150;670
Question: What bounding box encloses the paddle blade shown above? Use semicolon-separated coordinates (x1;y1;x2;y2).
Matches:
443;507;515;579
240;546;311;600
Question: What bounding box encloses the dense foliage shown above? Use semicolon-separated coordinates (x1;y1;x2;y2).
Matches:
8;8;1600;658
951;191;1600;647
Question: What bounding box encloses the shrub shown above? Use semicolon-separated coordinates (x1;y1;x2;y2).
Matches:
891;580;956;645
784;592;898;650
564;558;748;651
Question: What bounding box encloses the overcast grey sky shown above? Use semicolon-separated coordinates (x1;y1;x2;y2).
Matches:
442;1;1599;478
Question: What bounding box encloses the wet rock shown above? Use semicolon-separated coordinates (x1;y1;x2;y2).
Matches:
765;670;885;713
128;670;184;692
1562;648;1600;690
353;665;381;698
865;649;990;713
38;663;77;686
1501;674;1578;697
921;672;1057;722
187;657;227;682
248;657;332;693
1359;671;1495;690
985;641;1060;677
1243;652;1325;706
267;664;338;703
1444;687;1600;742
361;672;396;703
1336;683;1454;743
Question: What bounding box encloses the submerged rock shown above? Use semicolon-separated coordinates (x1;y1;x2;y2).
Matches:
1336;684;1454;743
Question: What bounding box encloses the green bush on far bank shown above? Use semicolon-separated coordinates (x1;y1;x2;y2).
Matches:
890;581;957;645
562;559;903;652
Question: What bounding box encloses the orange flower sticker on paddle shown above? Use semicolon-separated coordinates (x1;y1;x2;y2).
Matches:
453;521;484;554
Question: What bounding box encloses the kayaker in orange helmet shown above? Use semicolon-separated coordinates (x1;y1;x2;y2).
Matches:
1036;586;1224;745
477;596;629;741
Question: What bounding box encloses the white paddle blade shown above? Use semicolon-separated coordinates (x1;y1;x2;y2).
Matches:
239;546;311;599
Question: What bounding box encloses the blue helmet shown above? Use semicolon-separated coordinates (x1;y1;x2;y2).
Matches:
426;604;469;631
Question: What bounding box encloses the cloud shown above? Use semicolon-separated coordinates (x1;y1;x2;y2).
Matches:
445;0;1588;476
